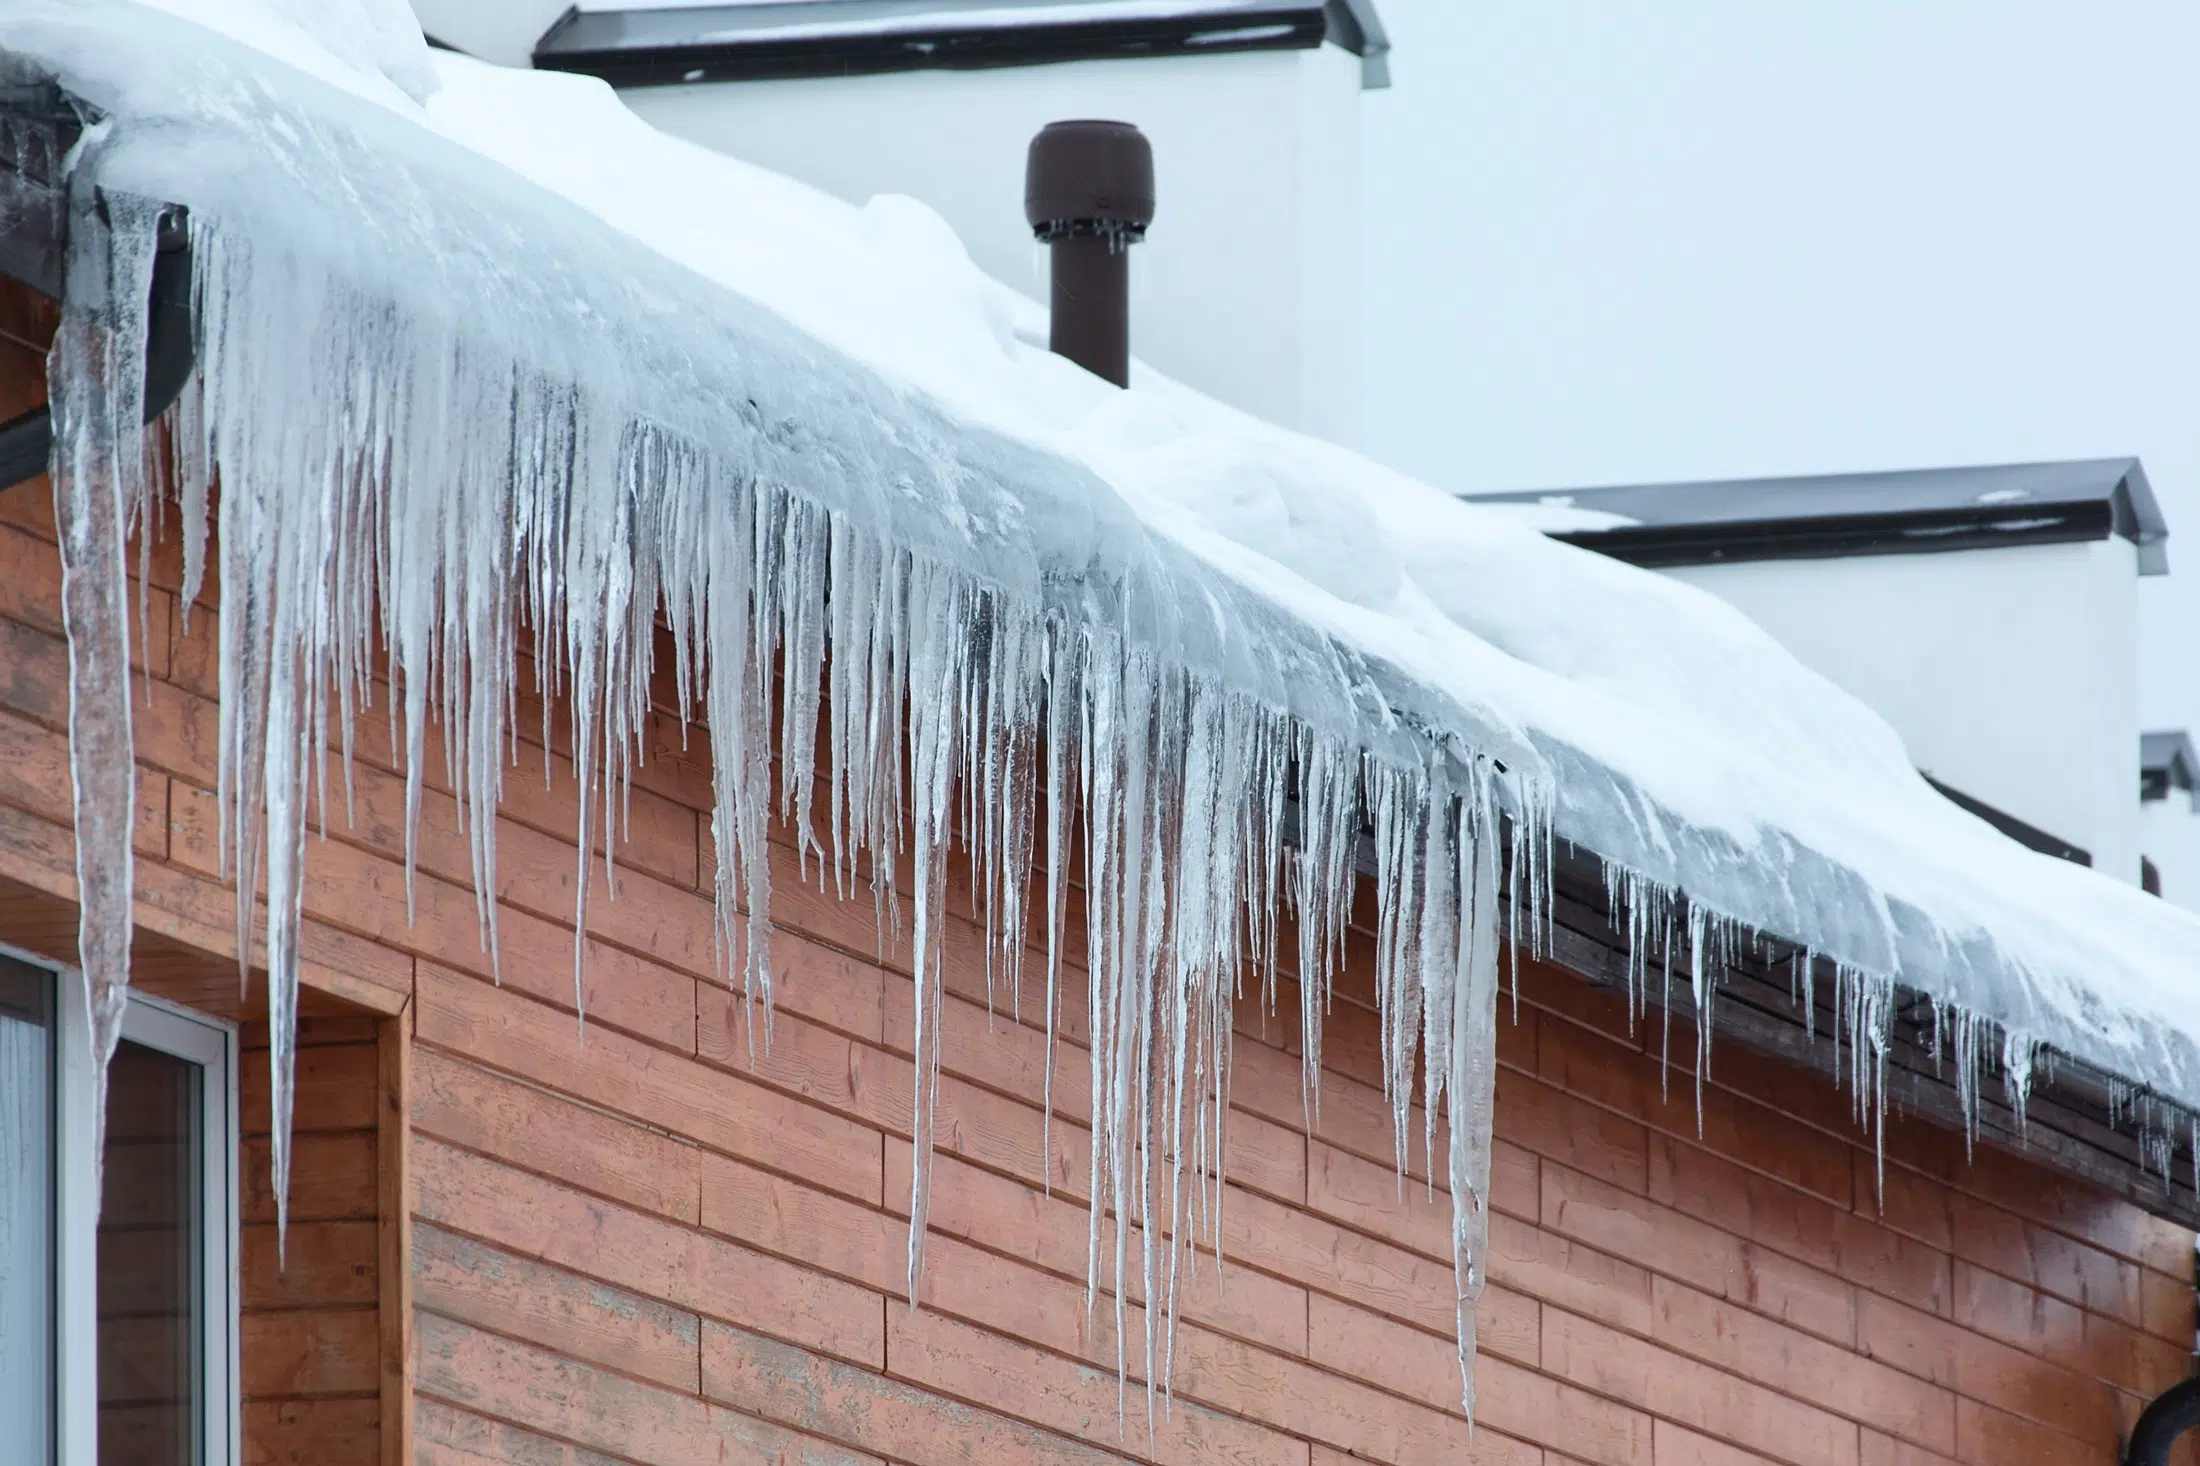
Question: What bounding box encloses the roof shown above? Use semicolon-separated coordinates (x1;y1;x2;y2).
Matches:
2143;731;2200;811
532;0;1393;89
1465;459;2170;576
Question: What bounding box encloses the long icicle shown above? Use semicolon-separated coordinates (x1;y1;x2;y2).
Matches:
50;182;159;1197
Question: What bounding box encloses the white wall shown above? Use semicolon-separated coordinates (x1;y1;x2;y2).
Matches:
621;46;1367;443
2140;796;2200;911
1669;539;2143;885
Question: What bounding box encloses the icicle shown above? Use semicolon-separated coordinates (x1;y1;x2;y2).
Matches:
1450;790;1501;1422
2002;1030;2038;1134
49;182;160;1200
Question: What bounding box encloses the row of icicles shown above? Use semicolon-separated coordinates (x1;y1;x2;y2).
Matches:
31;189;2195;1439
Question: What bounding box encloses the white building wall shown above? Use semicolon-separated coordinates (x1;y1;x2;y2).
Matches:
1668;538;2143;885
619;45;1367;442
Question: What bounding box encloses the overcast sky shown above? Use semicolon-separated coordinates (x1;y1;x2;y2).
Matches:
1361;1;2200;738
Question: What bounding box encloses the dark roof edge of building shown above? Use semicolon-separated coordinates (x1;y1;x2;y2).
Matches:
1469;458;2169;577
2122;459;2171;574
2142;731;2200;812
534;1;1389;89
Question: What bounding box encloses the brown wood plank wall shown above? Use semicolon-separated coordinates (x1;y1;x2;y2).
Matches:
239;1017;383;1466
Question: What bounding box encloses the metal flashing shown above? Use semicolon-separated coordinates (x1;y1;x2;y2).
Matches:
533;0;1390;88
1468;459;2170;577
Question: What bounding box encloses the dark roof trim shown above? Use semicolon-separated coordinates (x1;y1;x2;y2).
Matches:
1533;838;2200;1231
1323;0;1389;86
534;1;1390;89
1468;459;2169;576
1923;774;2091;867
2142;731;2199;811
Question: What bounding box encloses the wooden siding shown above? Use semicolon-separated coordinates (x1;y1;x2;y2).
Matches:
239;1016;384;1466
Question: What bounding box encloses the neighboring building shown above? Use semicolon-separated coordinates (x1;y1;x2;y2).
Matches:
415;0;1386;447
1470;460;2167;887
6;10;2200;1466
2142;729;2200;905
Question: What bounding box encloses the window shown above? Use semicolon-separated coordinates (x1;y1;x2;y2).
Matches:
0;953;238;1464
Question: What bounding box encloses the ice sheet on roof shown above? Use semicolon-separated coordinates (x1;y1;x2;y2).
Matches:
8;0;2200;1424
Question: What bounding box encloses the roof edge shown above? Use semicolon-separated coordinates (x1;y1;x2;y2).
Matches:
1469;457;2171;577
1323;0;1389;87
2113;458;2170;575
533;2;1384;89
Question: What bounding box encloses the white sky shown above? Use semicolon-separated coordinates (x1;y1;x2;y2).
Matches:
1361;1;2200;739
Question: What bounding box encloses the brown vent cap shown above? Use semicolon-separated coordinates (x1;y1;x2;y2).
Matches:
1025;120;1155;241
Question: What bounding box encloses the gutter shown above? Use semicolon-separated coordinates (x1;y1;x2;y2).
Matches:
0;84;197;492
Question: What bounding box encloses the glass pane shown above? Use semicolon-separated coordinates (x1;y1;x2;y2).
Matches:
97;1038;202;1466
0;960;54;1465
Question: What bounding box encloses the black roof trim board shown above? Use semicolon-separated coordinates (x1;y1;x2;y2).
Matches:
533;0;1391;89
1466;459;2169;577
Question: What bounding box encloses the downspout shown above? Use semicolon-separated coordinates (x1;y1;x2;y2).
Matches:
2126;1378;2200;1466
2126;1232;2200;1466
0;86;196;492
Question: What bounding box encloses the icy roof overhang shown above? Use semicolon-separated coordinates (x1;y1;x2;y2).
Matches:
1468;458;2171;577
7;0;2200;1240
2143;731;2199;812
532;0;1393;89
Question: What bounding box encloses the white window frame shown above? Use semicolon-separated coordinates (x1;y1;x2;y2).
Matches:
52;961;241;1466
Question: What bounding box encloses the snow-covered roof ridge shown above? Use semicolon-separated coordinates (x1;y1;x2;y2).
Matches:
7;0;2200;1418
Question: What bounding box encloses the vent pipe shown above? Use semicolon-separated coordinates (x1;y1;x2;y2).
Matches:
1025;120;1153;388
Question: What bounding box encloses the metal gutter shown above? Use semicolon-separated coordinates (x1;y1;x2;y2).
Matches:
0;87;197;493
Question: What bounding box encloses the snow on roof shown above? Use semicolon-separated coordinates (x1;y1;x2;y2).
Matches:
8;0;2200;1416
